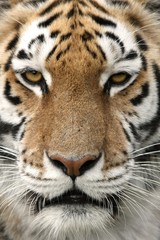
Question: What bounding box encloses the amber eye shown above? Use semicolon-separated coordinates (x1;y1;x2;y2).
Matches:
110;72;130;84
23;70;43;83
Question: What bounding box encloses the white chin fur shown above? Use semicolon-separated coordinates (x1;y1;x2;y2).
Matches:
26;205;113;240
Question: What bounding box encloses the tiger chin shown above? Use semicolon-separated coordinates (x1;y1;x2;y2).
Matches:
0;0;160;239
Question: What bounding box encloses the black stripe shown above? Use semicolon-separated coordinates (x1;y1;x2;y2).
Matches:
47;45;58;59
128;122;140;141
4;55;12;72
6;35;19;51
124;50;138;60
39;0;72;15
88;0;109;14
81;31;94;42
50;30;60;38
139;63;160;136
67;8;75;18
4;81;22;105
90;14;116;28
56;51;62;61
20;130;25;140
28;34;45;48
29;39;39;49
17;49;30;60
79;0;87;7
60;33;72;43
40;81;49;95
110;0;129;7
37;34;45;42
39;0;61;16
105;32;125;54
24;0;47;7
122;126;131;143
0;118;13;135
141;54;147;71
70;24;76;30
130;83;149;106
129;16;142;27
79;8;84;16
94;30;102;38
96;44;106;60
122;150;127;156
135;34;148;51
12;118;26;139
79;21;84;27
84;44;97;59
38;12;62;28
56;44;71;60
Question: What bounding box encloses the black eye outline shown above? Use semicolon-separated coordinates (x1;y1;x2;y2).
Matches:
103;72;132;94
20;69;49;94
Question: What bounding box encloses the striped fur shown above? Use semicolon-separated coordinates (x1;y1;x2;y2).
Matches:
0;0;160;240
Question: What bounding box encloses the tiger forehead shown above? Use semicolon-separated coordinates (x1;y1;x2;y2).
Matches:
19;1;126;65
19;0;145;57
18;0;116;72
14;0;151;80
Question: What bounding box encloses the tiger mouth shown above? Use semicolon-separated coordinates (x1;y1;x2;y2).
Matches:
30;189;120;214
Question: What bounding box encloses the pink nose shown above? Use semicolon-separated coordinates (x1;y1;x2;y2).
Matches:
49;154;101;179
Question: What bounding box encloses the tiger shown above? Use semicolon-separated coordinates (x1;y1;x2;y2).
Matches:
0;0;160;239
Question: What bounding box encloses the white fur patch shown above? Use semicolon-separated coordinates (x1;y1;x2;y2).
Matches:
12;19;54;97
98;21;142;96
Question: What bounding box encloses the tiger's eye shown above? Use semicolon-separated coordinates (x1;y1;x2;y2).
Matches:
110;73;129;83
24;71;42;82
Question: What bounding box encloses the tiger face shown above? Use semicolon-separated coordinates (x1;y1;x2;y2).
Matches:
0;0;160;240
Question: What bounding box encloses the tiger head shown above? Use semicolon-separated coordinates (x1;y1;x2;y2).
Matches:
0;0;160;239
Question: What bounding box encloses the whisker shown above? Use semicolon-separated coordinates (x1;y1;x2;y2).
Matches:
134;167;160;172
0;183;24;198
132;143;160;154
133;150;160;158
0;176;19;182
126;186;160;212
7;190;28;221
121;191;146;221
0;157;17;161
0;164;18;167
128;181;157;197
0;186;27;217
132;173;160;184
134;161;160;164
0;145;18;154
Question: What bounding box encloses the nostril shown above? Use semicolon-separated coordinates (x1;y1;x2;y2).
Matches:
51;159;67;174
48;153;102;178
79;153;102;175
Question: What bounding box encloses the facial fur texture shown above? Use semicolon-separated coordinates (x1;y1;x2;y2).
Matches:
0;0;160;240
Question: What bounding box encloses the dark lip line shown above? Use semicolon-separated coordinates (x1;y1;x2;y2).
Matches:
26;188;121;214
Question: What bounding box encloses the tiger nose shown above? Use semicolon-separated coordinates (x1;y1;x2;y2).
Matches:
49;154;101;180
